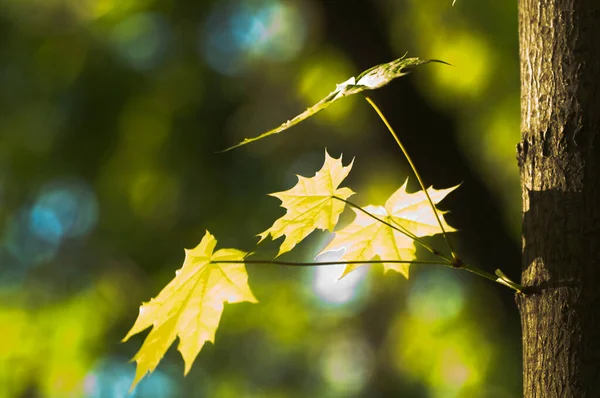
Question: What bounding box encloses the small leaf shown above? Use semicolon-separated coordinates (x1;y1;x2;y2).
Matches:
221;55;448;151
259;149;355;256
123;231;257;390
319;178;458;278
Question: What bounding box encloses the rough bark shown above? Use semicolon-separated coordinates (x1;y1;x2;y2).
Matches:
517;0;600;396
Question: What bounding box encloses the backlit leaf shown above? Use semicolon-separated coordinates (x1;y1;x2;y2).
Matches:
259;149;355;256
320;204;417;278
320;179;458;278
384;179;458;237
222;56;448;151
123;231;257;390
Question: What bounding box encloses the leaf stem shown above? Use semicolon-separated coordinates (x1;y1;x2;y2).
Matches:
494;268;525;294
332;196;452;263
458;261;524;293
363;95;457;259
212;259;448;267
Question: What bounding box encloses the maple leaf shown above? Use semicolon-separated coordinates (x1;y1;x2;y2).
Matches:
221;56;448;151
320;204;418;278
320;179;458;278
259;149;355;256
122;231;257;390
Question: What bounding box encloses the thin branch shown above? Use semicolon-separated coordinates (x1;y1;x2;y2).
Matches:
212;259;447;267
363;95;457;258
214;258;525;293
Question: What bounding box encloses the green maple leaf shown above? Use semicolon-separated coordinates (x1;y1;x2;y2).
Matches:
259;149;355;256
122;231;257;390
222;56;447;151
320;179;458;278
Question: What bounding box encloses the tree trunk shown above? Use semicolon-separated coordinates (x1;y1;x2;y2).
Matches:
517;0;600;396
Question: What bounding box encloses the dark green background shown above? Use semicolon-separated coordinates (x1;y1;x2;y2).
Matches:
0;0;522;397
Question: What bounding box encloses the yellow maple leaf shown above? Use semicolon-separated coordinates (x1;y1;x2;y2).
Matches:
385;179;458;237
259;149;355;256
320;179;458;278
320;204;417;278
122;231;257;390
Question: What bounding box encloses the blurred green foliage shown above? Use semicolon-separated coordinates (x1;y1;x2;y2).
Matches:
0;0;521;397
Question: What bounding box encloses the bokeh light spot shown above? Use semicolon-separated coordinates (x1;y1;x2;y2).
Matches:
439;348;471;389
5;209;60;266
4;179;98;267
34;179;99;239
426;33;492;101
320;333;374;395
85;357;178;398
392;316;491;397
407;269;465;323
201;0;306;75
298;50;356;123
69;0;153;21
111;13;170;71
29;206;63;244
312;249;368;306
